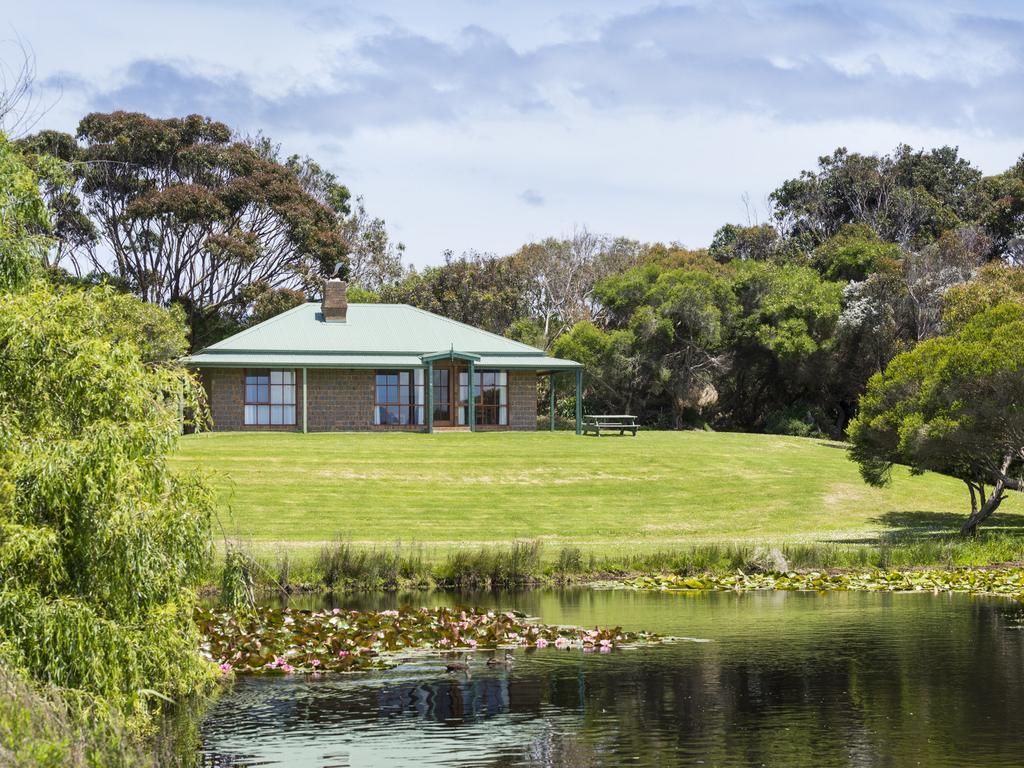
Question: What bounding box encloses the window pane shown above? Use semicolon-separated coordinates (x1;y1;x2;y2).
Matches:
376;374;387;387
282;371;294;385
284;386;295;405
271;386;283;404
399;371;409;385
387;406;399;424
244;405;256;424
257;384;269;402
257;405;270;425
246;384;258;403
270;405;283;425
270;370;283;385
400;386;410;405
284;405;295;424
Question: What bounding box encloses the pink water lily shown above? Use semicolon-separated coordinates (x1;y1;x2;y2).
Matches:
535;638;549;648
554;636;569;649
600;638;613;648
311;659;321;668
218;662;232;673
338;650;350;658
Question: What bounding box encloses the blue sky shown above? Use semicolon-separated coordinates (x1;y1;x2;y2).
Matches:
6;1;1024;266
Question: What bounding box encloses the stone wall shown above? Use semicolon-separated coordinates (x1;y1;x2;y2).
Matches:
509;371;538;431
202;367;538;432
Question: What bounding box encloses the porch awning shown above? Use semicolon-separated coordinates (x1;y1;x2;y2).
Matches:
473;355;581;370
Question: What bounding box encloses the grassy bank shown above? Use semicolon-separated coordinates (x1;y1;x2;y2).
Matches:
174;431;1024;555
212;535;1024;595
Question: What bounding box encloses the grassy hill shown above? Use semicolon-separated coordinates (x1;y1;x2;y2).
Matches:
171;431;1024;557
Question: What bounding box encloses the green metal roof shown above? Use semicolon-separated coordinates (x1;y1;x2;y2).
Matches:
184;303;581;370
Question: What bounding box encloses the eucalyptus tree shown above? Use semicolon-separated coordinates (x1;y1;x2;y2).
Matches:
19;111;351;347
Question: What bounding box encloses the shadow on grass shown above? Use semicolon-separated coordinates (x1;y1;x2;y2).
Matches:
827;510;1024;545
815;440;848;450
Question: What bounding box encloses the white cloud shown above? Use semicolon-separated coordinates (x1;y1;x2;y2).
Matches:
6;1;1024;265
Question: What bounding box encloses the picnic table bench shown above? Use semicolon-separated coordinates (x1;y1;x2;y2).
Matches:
582;414;639;437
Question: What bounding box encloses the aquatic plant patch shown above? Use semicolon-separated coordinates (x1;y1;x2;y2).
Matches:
196;606;662;674
623;568;1024;598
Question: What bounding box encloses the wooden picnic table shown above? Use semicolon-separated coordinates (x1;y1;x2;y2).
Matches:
582;414;639;436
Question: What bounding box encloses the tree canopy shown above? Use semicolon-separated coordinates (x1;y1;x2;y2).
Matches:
19;112;352;348
0;130;217;760
849;303;1024;534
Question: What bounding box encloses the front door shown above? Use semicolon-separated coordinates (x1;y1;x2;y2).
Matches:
432;365;453;426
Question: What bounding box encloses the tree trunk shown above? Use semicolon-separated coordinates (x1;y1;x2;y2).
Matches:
960;486;1006;536
961;453;1017;536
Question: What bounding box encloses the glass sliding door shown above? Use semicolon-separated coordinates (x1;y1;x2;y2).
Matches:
432;367;451;424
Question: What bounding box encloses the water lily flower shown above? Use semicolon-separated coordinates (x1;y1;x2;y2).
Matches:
280;663;294;673
381;610;399;617
218;662;232;673
466;639;477;648
535;638;549;648
311;659;321;668
600;639;613;649
554;636;569;649
338;650;350;658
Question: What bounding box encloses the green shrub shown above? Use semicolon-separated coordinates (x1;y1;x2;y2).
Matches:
0;279;218;738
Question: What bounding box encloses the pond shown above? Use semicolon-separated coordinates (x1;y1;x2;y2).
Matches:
198;588;1024;767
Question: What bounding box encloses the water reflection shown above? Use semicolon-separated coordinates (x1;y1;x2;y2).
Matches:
199;589;1024;767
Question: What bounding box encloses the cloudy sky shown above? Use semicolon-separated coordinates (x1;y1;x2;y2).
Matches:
5;1;1024;266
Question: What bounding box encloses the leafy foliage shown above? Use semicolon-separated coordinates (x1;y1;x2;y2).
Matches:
19;112;351;348
849;303;1024;533
0;130;218;756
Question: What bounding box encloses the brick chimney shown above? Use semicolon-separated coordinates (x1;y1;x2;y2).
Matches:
322;279;348;322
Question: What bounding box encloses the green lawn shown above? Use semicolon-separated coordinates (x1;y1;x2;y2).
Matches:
172;431;1024;555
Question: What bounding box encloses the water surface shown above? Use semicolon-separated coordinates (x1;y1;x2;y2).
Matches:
199;588;1024;767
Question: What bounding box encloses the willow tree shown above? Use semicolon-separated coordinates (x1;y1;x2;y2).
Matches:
849;303;1024;535
0;131;215;750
